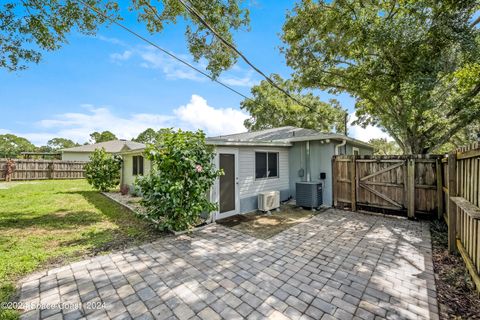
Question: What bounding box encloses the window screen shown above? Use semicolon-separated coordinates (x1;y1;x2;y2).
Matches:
255;152;279;179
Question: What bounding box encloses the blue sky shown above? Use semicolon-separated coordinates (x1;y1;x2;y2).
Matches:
0;0;388;146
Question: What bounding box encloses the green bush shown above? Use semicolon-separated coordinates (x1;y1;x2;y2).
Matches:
84;148;122;192
136;129;222;231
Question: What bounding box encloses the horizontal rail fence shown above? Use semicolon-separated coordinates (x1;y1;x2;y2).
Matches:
444;142;480;294
332;155;443;218
0;158;87;181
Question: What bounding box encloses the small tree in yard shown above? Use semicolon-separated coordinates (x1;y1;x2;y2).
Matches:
136;129;222;232
85;148;122;192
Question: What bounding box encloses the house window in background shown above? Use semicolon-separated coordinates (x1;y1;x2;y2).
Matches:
255;152;279;179
133;155;144;175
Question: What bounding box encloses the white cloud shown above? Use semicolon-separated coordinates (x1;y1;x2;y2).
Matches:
174;95;249;136
105;44;257;87
348;112;392;142
137;47;207;82
7;95;248;146
110;50;132;62
97;35;127;47
220;71;257;88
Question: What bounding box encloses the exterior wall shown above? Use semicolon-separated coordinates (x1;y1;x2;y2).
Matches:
122;152;151;189
289;140;373;207
289;142;336;207
342;143;373;156
214;146;290;215
61;152;92;162
237;146;290;213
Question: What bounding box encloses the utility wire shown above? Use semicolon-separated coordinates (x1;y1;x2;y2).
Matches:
74;0;255;103
176;0;314;110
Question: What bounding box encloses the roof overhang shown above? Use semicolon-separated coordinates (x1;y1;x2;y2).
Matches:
279;135;373;149
119;148;147;155
206;140;292;147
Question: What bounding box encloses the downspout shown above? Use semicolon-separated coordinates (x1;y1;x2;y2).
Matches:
306;141;311;182
335;139;347;155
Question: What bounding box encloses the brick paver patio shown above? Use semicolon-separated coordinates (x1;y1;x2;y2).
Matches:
19;209;438;320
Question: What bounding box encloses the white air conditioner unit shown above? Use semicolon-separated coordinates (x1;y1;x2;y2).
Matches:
258;191;280;212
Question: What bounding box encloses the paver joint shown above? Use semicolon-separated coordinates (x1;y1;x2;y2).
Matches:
18;209;438;319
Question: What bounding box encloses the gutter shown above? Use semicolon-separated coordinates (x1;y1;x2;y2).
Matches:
335;139;347;155
306;141;311;182
206;140;292;147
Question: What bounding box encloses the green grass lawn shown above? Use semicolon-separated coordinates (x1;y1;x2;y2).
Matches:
0;180;162;319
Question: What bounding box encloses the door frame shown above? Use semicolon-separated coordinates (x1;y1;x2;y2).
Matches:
214;147;240;221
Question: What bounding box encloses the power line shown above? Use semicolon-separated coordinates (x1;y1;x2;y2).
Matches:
176;0;314;111
74;0;256;103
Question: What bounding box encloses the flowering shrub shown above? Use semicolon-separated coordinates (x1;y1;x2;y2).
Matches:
135;129;222;231
84;148;122;192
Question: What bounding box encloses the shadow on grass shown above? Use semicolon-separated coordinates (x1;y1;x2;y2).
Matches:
56;191;165;253
0;210;102;230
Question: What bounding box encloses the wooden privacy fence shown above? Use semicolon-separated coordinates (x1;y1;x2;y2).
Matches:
0;158;87;181
332;155;443;218
443;142;480;293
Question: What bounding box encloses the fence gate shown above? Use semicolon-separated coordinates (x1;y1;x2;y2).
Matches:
333;155;442;218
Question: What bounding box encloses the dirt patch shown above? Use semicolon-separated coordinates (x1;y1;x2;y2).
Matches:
217;204;318;239
430;220;480;319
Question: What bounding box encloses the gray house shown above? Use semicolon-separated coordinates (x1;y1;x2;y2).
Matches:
61;140;145;161
120;126;373;221
207;126;373;219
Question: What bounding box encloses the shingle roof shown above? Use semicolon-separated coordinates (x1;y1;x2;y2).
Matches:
207;126;372;148
207;126;317;142
61;140;146;153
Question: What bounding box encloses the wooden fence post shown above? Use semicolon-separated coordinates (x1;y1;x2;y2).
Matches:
48;162;54;179
350;156;356;212
448;152;457;253
436;159;444;220
407;158;416;219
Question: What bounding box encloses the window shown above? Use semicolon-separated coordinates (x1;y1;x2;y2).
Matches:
353;147;360;156
132;155;144;175
255;152;279;179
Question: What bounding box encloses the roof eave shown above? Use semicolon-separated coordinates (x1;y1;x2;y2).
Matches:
206;140;292;147
277;134;372;148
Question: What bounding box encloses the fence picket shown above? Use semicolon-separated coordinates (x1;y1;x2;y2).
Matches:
0;159;87;181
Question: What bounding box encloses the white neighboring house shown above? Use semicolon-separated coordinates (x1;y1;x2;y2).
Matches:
119;126;373;221
61;140;146;162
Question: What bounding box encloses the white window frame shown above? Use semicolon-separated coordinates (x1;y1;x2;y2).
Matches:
352;147;360;155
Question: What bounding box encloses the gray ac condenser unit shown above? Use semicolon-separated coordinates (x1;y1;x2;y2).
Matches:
296;182;323;209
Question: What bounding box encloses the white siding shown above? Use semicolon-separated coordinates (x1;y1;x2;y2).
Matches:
122;153;151;187
62;152;91;162
237;147;290;199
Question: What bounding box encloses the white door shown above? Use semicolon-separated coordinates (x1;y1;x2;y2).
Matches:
215;149;239;220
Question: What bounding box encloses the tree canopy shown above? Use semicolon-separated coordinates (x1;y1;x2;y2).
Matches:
89;131;117;143
368;138;402;156
46;138;78;150
133;128;160;145
241;74;347;133
0;134;36;158
282;0;480;154
1;0;249;76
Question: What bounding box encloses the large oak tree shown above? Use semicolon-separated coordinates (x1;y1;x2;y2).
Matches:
0;0;249;77
282;0;480;154
241;74;347;133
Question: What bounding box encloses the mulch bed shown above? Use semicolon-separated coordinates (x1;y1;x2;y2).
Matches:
430;220;480;319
